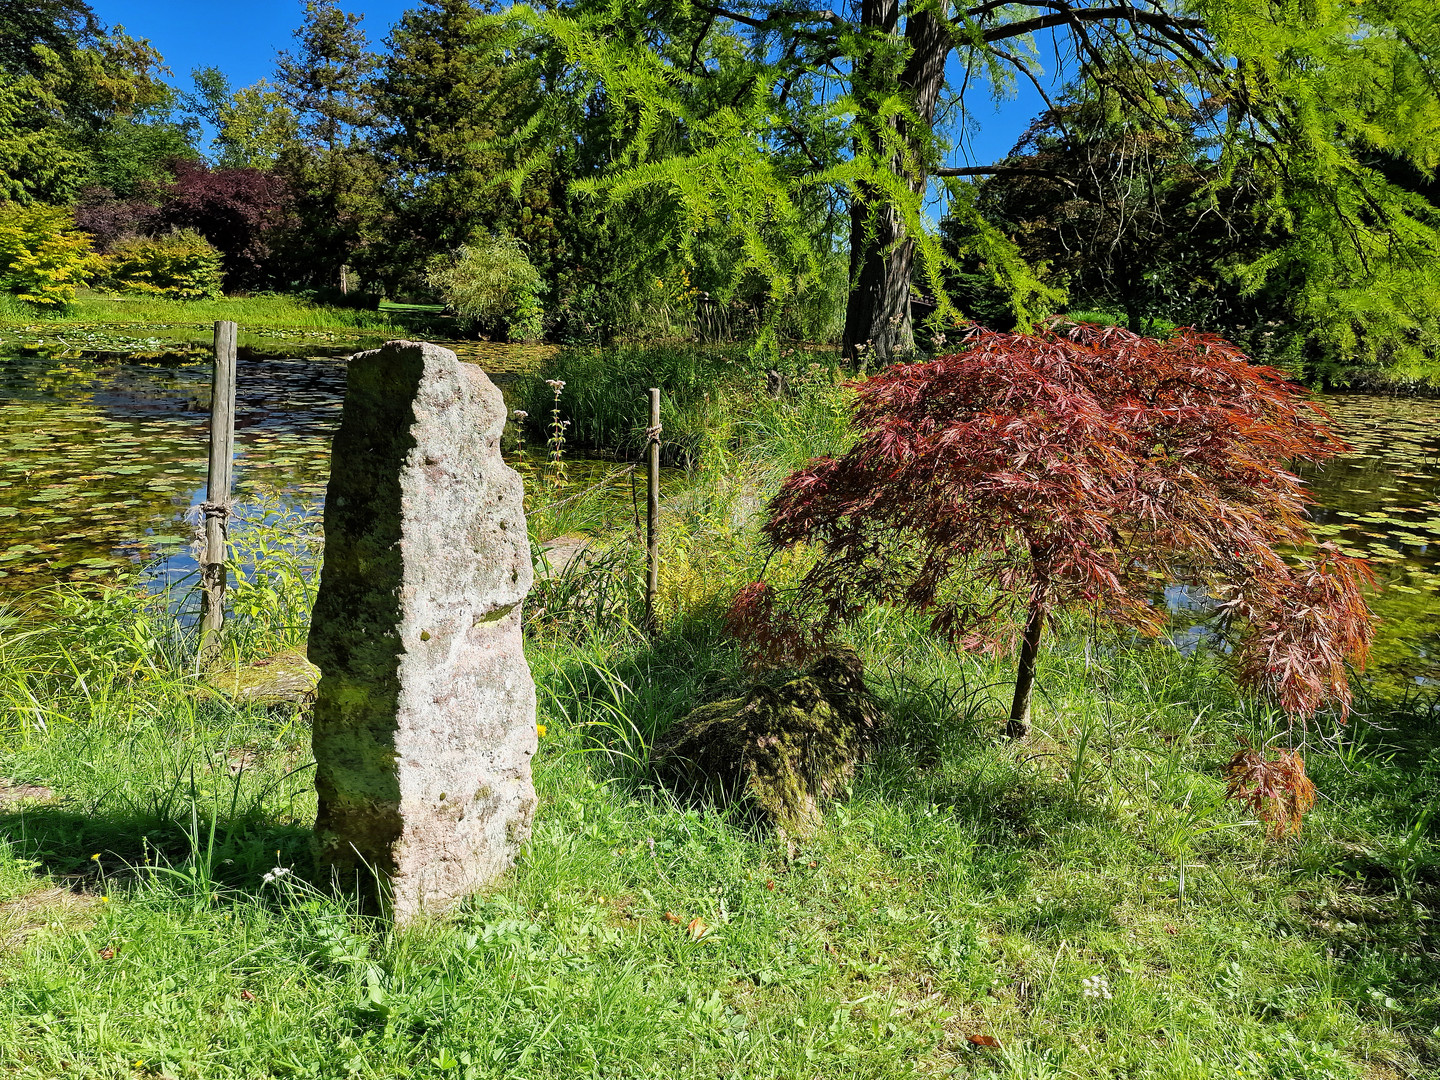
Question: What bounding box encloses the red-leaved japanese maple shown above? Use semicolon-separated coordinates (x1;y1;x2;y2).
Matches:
729;320;1376;738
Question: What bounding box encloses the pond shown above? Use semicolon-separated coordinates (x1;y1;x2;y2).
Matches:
0;351;1436;695
1297;395;1440;695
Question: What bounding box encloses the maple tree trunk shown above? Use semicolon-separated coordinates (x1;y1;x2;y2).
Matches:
842;0;950;364
1007;596;1046;739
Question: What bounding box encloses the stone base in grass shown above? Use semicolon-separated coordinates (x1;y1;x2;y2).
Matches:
651;652;884;838
202;648;321;707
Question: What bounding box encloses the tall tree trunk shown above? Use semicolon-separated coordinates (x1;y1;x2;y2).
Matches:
845;202;915;363
842;1;951;363
1007;593;1047;739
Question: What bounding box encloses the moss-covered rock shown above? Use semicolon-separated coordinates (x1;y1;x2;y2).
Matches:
651;652;884;837
202;648;320;707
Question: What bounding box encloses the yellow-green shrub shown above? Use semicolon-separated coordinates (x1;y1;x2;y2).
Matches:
105;230;225;299
0;202;104;307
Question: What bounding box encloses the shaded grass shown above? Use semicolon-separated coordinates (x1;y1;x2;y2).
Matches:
0;361;1436;1079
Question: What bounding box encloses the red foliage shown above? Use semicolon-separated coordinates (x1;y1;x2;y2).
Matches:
733;319;1376;720
1224;744;1317;837
723;582;811;669
156;159;294;290
73;187;161;253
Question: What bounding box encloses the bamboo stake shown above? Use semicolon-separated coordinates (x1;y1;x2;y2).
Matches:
645;387;661;634
200;320;238;660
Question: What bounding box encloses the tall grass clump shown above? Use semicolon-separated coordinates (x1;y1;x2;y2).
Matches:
514;342;845;466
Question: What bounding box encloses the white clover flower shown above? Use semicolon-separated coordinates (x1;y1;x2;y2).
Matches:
1081;974;1113;1000
261;866;292;886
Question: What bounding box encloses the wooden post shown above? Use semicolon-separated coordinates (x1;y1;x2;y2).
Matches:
201;320;238;660
645;388;660;634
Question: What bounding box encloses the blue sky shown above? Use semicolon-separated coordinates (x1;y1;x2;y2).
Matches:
91;0;1055;166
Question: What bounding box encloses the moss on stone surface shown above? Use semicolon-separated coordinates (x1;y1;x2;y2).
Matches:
651;652;884;837
202;648;320;706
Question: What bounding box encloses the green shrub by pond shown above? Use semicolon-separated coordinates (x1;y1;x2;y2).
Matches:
103;230;226;301
0;202;104;308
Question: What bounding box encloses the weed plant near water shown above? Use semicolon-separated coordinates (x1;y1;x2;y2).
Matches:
0;361;1436;1078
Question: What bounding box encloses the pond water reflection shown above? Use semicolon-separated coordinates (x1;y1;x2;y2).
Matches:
1299;394;1440;694
0;353;1436;695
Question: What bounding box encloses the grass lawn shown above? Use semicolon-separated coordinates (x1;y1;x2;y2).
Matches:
0;350;1435;1080
0;293;454;347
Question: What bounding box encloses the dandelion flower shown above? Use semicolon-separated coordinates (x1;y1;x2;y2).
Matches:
536;724;547;738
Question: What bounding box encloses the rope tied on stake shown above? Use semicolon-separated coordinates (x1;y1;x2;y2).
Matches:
645;422;663;442
190;500;234;562
201;499;232;526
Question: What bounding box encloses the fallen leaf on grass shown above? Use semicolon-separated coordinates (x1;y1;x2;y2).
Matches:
686;917;709;940
765;880;776;891
663;912;682;924
240;990;256;1002
1164;924;1178;935
97;947;115;960
967;1034;1000;1049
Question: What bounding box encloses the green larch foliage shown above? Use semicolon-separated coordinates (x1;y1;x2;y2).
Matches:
536;0;1440;370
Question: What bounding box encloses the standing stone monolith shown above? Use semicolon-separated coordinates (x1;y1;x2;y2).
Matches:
309;340;536;922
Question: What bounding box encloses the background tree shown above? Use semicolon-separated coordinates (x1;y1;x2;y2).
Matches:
373;0;537;290
953;84;1248;333
545;0;1440;368
274;0;382;291
942;80;1331;375
185;67;301;170
0;0;177;204
156;160;294;291
729;320;1376;736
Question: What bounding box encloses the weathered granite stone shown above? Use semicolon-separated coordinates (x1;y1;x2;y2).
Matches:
309;340;536;921
651;652;883;838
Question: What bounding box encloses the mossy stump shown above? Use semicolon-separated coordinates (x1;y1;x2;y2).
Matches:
651;653;883;838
